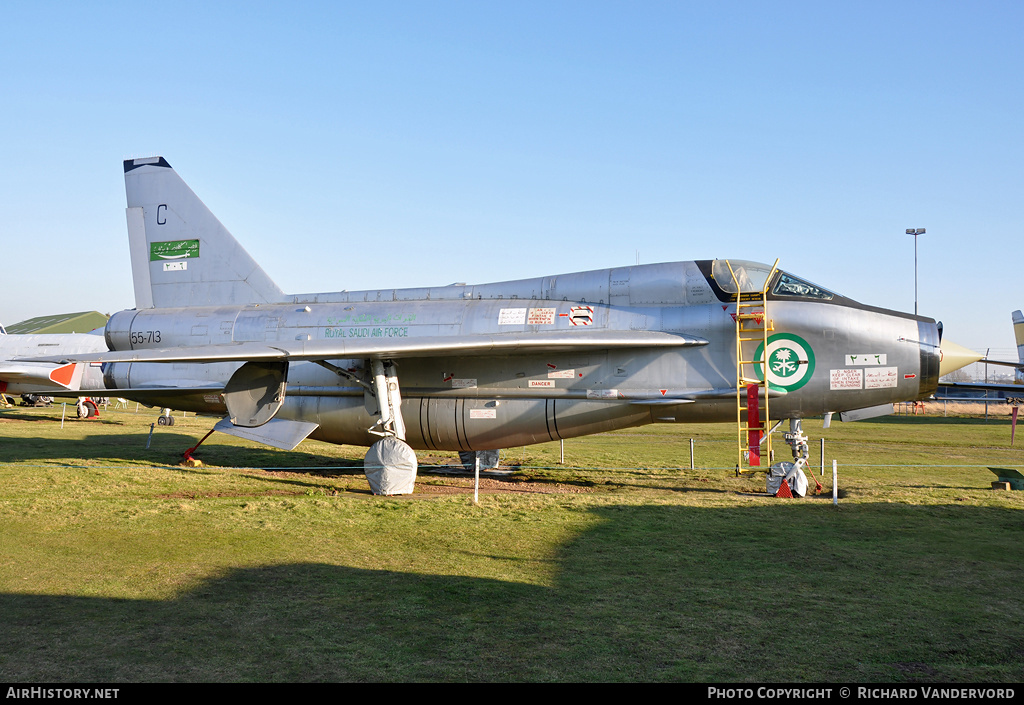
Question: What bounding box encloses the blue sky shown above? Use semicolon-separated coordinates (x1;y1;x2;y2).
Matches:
2;1;1021;360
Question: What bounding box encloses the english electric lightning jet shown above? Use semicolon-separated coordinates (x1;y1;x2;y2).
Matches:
31;157;971;493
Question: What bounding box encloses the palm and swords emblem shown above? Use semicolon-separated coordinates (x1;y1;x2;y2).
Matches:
754;333;816;391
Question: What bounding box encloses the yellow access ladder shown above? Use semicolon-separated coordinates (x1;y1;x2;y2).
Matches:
725;259;779;474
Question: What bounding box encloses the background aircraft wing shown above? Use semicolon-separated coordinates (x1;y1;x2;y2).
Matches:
937;381;1023;397
0;362;85;391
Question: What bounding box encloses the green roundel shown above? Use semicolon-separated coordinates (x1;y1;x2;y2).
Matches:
753;333;816;392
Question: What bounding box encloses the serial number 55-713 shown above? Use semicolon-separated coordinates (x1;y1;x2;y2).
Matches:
130;330;161;345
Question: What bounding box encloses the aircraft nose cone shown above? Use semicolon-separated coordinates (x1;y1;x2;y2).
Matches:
939;340;983;378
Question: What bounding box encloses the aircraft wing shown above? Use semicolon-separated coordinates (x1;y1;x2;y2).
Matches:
976;359;1024;370
937;382;1024;397
0;362;85;391
21;330;707;365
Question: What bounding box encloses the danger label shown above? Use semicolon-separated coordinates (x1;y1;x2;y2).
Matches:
865;367;899;389
830;369;863;390
529;380;555;388
498;308;526;325
527;308;556;325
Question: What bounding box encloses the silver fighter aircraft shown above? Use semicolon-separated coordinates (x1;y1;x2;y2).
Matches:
0;328;107;400
33;157;967;492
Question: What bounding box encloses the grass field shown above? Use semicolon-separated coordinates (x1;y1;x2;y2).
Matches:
1;402;1022;682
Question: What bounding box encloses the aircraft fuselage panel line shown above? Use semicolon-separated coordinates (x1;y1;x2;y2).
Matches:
457;397;469;453
416;397;432;453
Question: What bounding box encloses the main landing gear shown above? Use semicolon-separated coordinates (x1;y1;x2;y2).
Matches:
76;398;100;419
363;359;418;495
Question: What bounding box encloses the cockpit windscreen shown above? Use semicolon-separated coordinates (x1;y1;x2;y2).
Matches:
711;260;775;294
772;272;835;300
709;260;839;301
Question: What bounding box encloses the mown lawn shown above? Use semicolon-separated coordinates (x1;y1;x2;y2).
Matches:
0;404;1021;681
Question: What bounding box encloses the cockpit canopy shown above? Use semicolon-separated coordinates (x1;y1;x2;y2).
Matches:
710;259;836;301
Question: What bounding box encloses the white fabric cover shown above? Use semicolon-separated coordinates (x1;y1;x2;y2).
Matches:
364;437;418;495
767;462;808;497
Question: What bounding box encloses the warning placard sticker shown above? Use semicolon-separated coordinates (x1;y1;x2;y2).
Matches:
527;308;556;325
830;369;863;390
498;308;526;325
865;367;899;389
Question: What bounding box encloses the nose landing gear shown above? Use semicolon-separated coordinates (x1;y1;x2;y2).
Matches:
767;418;823;497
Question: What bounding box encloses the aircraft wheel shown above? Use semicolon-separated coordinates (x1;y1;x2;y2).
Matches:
364;437;418;495
157;415;168;426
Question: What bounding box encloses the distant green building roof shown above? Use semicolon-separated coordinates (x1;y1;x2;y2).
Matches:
5;311;109;335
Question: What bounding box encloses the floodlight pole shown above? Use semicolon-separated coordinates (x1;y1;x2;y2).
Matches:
906;228;925;315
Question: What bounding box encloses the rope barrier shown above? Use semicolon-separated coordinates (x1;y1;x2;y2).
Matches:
6;462;1022;472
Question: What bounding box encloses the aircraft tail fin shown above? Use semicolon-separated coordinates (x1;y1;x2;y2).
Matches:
123;157;285;309
1013;310;1024;383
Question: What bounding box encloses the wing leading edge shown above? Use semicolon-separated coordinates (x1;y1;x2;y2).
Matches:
22;330;707;365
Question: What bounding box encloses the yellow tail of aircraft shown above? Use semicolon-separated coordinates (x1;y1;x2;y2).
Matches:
1013;310;1024;384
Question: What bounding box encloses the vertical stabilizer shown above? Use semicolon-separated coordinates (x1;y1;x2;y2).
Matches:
1013;310;1024;384
123;157;285;308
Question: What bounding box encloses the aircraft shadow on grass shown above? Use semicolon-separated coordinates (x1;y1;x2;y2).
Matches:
0;430;365;472
1;503;1022;682
0;431;371;502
